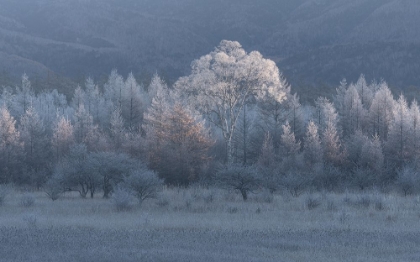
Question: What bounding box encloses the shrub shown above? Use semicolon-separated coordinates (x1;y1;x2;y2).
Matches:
112;187;134;211
215;164;260;201
305;196;321;210
281;172;308;197
20;193;35;207
44;175;64;201
124;169;163;205
396;166;420;196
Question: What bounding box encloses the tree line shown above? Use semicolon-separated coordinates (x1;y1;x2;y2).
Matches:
0;40;419;200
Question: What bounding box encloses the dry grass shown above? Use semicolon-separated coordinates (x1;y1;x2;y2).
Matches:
1;188;420;261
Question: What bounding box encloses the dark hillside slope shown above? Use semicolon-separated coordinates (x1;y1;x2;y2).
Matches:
0;0;419;96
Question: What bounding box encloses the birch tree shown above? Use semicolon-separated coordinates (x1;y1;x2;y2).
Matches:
175;40;287;163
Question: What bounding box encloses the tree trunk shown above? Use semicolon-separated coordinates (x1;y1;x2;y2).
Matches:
226;138;233;164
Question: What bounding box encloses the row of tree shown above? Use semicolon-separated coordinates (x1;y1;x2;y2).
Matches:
1;40;419;198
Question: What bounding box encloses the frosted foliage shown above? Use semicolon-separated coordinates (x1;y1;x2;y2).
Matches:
258;132;276;169
368;83;394;139
360;135;384;172
354;75;373;108
0;107;20;146
146;102;212;186
71;86;86;109
175;40;287;163
281;122;301;157
148;73;167;104
84;77;106;126
109;107;125;151
0;107;22;183
9;74;34;118
104;69;125;108
322;121;344;166
386;95;410;164
409;100;420;156
304;121;322;165
315;97;338;132
122;72;147;130
19;107;50;182
342;85;365;136
52;116;74;160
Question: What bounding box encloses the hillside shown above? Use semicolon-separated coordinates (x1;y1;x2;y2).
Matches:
0;0;419;96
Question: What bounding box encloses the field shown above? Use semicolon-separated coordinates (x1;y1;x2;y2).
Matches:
1;188;420;262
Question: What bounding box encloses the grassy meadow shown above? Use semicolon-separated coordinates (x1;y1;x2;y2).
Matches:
1;188;420;261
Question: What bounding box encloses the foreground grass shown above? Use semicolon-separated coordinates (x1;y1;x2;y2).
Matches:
1;188;420;261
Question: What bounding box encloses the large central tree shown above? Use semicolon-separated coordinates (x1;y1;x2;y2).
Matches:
175;40;287;163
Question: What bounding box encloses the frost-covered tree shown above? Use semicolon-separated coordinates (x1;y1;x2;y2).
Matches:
281;122;301;158
123;73;147;131
147;73;166;105
360;134;384;172
146;102;213;186
71;85;86;110
303;121;323;167
19;106;51;187
285;93;305;141
88;151;137;198
73;104;103;151
409;100;420;159
0;107;22;183
257;77;291;153
322;120;345;167
354;74;373;109
314;97;339;132
84;77;106;126
55;144;98;198
216;164;260;201
52;115;74;161
386;94;410;166
11;74;34;118
175;40;287;164
232;105;258;165
123;168;163;204
258;132;280;192
109;107;126;152
368;82;394;139
342;84;365;136
104;69;125;111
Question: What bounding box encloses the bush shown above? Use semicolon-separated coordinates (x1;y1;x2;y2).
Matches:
124;169;163;205
44;175;64;201
112;187;134;211
281;172;308;197
20;193;35;207
215;164;260;201
396;166;420;196
305;196;321;210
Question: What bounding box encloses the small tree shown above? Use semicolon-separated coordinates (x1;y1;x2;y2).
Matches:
258;133;280;193
124;169;163;205
396;166;420;196
216;164;260;201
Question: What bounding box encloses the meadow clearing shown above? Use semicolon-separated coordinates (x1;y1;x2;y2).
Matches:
1;187;420;262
